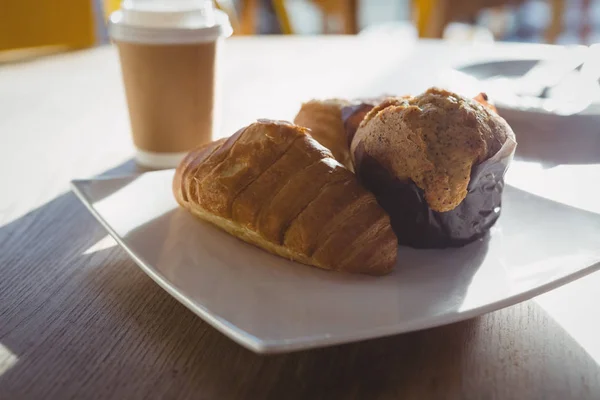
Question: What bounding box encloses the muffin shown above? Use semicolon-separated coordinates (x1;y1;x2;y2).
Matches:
349;88;517;248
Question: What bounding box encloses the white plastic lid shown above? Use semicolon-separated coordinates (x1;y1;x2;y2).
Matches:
109;0;232;44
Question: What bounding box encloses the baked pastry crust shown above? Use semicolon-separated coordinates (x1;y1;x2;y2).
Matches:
294;99;354;171
173;119;398;275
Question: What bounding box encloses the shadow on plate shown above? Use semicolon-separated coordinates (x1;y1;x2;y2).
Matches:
457;59;538;80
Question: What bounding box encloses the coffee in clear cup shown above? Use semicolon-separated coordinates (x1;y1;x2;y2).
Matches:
108;0;232;168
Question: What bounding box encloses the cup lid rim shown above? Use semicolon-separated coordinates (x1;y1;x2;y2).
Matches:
109;9;232;44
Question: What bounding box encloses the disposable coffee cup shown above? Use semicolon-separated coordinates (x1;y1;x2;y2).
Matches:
108;0;232;169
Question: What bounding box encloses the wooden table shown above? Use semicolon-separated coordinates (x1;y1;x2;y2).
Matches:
1;36;599;400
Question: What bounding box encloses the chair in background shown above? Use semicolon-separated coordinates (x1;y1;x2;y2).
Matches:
103;0;121;20
545;0;591;43
0;0;244;59
311;0;358;34
413;0;527;39
214;0;243;33
1;0;96;53
413;0;592;44
4;0;590;54
232;0;358;35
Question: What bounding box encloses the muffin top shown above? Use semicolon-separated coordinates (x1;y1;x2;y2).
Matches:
351;87;515;212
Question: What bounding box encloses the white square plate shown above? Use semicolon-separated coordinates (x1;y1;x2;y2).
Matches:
72;170;600;354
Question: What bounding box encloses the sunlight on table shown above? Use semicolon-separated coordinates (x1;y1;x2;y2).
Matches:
537;272;600;366
0;343;18;377
83;235;118;255
91;172;176;237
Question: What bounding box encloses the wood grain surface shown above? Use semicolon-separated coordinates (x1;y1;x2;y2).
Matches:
1;37;600;400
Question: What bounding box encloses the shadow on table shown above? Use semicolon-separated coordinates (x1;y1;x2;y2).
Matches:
83;267;600;399
0;158;600;400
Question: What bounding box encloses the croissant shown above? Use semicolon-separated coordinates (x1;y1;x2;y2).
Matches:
294;99;354;171
173;119;397;275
